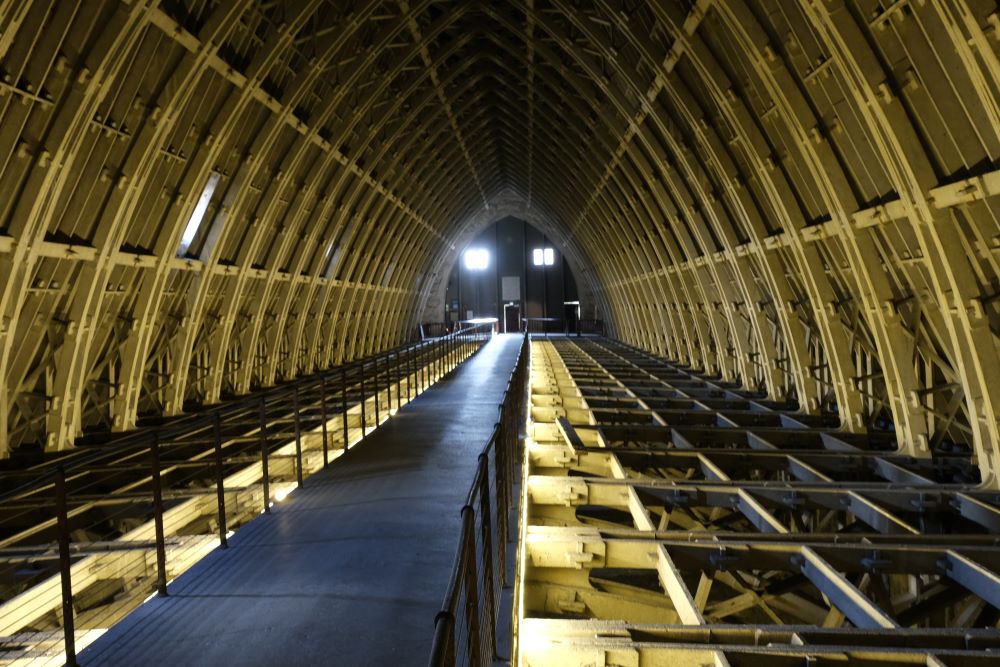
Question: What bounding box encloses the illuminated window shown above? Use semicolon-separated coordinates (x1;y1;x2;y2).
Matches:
464;247;489;270
532;247;555;266
177;172;221;257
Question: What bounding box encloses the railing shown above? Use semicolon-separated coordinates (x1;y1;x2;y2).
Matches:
577;318;605;336
522;317;604;336
419;322;452;339
0;323;495;667
521;317;562;336
429;332;529;666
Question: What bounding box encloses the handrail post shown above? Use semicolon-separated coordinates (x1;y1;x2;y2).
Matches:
293;383;304;488
407;346;414;401
320;377;330;467
395;352;402;411
460;507;482;664
494;419;508;584
387;353;395;412
55;465;79;667
259;396;271;513
359;360;367;436
341;366;350;449
477;455;497;659
213;413;228;548
150;433;168;596
373;354;380;427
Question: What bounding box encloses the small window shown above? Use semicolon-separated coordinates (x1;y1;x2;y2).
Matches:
324;242;343;279
533;247;555;266
178;172;221;257
464;248;489;270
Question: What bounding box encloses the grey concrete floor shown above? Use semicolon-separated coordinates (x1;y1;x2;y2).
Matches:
81;334;522;667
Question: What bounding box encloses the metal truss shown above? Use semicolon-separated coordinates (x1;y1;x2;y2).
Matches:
0;0;998;486
515;336;1000;666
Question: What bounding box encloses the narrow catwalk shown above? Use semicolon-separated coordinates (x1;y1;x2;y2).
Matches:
81;334;522;666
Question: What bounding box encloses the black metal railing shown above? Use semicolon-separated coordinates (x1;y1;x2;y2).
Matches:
0;323;495;666
577;318;605;336
429;332;529;666
522;317;604;336
521;317;562;336
419;322;453;339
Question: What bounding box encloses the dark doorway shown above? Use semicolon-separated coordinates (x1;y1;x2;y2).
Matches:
564;302;579;334
504;304;521;333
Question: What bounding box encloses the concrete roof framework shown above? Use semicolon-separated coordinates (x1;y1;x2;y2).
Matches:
0;1;998;484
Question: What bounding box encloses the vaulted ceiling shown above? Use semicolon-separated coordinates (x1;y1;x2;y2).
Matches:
1;0;999;482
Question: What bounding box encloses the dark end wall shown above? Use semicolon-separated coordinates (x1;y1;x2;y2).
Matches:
443;217;579;329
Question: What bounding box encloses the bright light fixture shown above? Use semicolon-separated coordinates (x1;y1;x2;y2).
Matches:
464;247;489;270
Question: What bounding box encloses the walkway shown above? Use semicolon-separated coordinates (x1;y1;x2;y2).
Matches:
81;334;522;667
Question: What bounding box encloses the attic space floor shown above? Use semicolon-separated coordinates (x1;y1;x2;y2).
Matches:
81;334;523;667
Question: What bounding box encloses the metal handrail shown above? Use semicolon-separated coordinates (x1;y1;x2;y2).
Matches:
0;324;494;503
429;332;529;666
0;322;496;666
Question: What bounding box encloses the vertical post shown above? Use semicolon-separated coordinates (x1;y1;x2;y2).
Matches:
320;378;330;467
293;384;304;488
395;352;402;411
359;362;367;436
55;466;78;667
410;345;416;397
495;418;508;584
461;508;482;664
341;367;350;450
150;433;168;596
420;343;426;392
384;354;392;413
259;396;271;513
477;457;497;659
373;354;380;427
213;413;228;548
387;353;394;412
